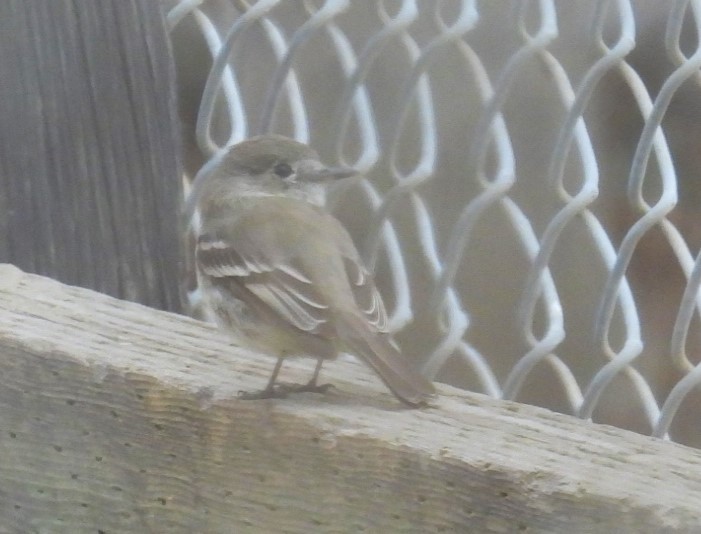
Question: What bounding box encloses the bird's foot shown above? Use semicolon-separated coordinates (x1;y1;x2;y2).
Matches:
287;381;335;395
237;382;334;400
237;385;290;400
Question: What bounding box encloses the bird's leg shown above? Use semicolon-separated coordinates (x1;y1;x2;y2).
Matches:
239;357;334;399
289;358;334;394
238;355;289;400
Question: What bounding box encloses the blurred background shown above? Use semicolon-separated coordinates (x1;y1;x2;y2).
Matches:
165;0;701;447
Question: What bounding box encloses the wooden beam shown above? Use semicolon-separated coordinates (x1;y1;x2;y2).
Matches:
0;264;699;533
0;0;183;312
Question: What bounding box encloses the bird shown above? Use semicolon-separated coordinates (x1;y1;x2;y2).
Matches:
190;134;436;407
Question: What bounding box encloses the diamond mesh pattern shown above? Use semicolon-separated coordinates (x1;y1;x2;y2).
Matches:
168;0;701;447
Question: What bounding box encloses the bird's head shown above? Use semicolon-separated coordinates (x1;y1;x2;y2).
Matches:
213;135;357;204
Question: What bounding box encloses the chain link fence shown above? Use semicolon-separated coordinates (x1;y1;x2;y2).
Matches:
166;0;701;448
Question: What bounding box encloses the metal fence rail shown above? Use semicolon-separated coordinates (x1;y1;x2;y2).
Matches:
167;0;701;447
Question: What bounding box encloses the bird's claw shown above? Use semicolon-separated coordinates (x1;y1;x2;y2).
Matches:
288;382;335;394
237;382;334;400
237;386;290;400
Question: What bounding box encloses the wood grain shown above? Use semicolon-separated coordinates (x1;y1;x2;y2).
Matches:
0;264;699;533
0;0;183;312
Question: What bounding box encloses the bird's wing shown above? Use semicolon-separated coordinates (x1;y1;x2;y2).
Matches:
342;256;388;333
197;198;389;336
197;234;332;335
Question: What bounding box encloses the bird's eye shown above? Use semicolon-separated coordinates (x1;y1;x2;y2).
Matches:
273;162;294;178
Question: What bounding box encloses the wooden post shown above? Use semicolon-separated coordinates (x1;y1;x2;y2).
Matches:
0;0;183;312
0;264;700;533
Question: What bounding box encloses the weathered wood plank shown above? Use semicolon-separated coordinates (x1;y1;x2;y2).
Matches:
0;0;183;312
0;264;699;533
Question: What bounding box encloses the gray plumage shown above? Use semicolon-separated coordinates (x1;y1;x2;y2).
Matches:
194;135;436;407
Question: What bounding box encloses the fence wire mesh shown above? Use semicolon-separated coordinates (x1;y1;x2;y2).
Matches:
167;0;701;448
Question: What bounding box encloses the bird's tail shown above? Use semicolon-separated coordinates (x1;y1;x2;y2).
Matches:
339;313;436;407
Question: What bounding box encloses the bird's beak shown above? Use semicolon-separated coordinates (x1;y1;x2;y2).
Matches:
302;166;358;182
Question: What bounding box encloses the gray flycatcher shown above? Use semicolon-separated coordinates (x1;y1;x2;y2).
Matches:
190;135;436;407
